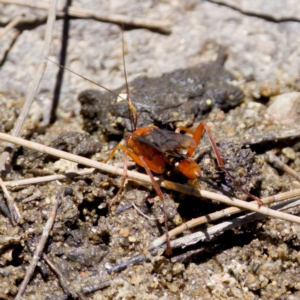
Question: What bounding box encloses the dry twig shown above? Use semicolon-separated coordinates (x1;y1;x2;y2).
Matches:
0;0;58;225
15;195;61;300
170;198;300;250
24;238;49;279
43;253;81;299
1;132;300;228
5;168;95;188
0;0;57;169
0;13;24;38
44;250;110;296
109;197;300;272
207;0;300;23
151;188;300;248
106;253;147;274
0;0;172;33
0;180;20;225
81;280;111;295
171;202;300;263
21;190;42;203
267;151;300;182
132;201;161;220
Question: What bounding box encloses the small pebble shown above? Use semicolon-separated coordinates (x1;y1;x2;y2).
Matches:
119;228;129;238
64;187;73;196
266;92;300;127
282;147;296;161
128;236;136;243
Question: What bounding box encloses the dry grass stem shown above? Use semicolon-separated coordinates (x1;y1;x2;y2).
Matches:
0;13;24;38
151;188;300;248
0;0;172;33
43;253;81;299
0;180;20;225
1;132;300;228
132;202;161;220
21;190;42;203
5;168;95;188
81;280;111;295
267;151;300;182
99;199;300;274
106;254;147;275
0;0;58;225
170;198;300;250
161;180;300;224
15;195;61;299
207;0;300;23
0;0;57;170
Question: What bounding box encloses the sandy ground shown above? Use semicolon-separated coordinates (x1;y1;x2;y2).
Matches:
1;0;300;299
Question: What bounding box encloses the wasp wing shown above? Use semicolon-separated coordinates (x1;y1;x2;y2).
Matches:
135;128;196;158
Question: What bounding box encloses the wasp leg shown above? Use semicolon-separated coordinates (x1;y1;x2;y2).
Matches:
105;143;172;254
177;123;262;207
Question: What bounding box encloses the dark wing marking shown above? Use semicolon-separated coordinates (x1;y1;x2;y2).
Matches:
135;128;196;158
134;134;166;153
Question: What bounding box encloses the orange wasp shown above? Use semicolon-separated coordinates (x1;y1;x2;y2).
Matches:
101;39;262;255
105;106;262;255
51;33;262;255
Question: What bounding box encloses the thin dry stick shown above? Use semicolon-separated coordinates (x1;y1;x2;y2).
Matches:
207;0;300;23
109;198;300;271
0;13;24;38
132;201;161;220
0;0;58;225
0;183;19;225
43;253;81;299
0;0;172;33
44;251;109;296
0;0;57;166
21;190;42;203
170;198;300;250
267;151;300;182
81;280;111;294
1;132;300;227
15;195;61;300
162;180;300;224
151;188;300;248
106;254;147;274
0;180;20;225
4;168;95;188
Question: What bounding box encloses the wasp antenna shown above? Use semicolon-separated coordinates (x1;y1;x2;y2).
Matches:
45;57;128;103
121;27;138;131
